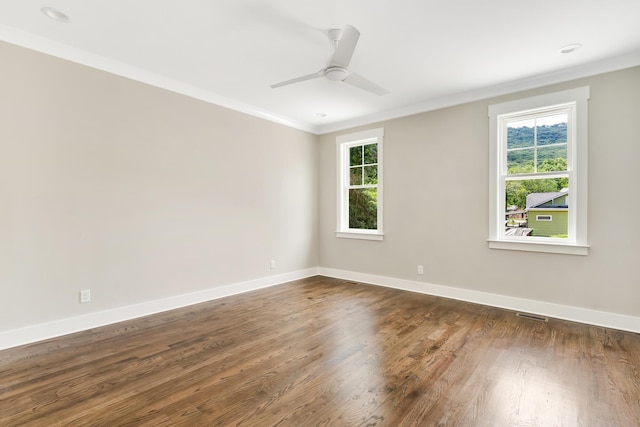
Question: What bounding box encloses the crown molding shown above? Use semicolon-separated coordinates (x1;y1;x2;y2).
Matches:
2;24;638;136
316;51;640;135
0;24;319;134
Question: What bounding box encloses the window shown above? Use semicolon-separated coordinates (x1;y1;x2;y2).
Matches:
488;87;589;255
336;128;384;240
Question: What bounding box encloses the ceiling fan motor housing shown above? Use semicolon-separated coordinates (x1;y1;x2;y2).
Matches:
325;67;348;81
270;25;387;95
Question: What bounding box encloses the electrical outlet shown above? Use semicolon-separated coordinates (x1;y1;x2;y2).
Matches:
270;260;276;269
79;289;91;303
417;265;424;275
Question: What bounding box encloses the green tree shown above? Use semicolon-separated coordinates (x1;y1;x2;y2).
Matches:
506;157;568;209
349;189;377;229
506;178;563;209
538;157;568;174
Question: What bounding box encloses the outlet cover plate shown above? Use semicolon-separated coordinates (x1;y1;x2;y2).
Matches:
80;289;91;303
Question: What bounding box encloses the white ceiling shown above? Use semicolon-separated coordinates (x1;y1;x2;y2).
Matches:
1;0;639;134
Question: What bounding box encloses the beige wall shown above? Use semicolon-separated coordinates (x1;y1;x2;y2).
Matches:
2;39;638;335
0;42;318;331
318;66;640;317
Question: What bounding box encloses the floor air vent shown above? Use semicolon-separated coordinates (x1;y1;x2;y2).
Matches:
516;312;549;322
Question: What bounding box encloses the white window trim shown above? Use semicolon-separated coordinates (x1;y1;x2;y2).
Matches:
336;127;384;241
488;87;589;255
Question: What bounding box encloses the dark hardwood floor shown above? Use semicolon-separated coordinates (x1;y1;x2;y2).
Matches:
1;276;639;426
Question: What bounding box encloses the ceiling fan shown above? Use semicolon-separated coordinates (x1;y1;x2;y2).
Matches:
270;25;388;96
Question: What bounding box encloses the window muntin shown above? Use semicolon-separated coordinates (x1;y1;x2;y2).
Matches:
336;128;384;240
488;87;589;255
348;142;378;229
506;112;568;174
501;107;571;241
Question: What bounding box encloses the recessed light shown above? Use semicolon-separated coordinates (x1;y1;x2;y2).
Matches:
41;7;70;23
559;43;582;54
316;113;327;118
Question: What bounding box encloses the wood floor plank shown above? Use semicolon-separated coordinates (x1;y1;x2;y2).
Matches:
1;276;639;426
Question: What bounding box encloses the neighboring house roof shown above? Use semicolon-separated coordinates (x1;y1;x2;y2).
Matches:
505;205;526;216
526;191;568;209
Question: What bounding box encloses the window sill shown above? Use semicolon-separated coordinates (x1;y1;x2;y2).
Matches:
488;239;588;256
336;231;384;241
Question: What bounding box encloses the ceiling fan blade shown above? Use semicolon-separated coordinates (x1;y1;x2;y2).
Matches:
271;70;324;89
328;25;360;68
343;72;388;96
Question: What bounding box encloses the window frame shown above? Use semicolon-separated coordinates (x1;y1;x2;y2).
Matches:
488;87;589;255
336;127;384;241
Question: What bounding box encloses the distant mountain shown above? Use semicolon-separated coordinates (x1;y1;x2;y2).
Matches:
507;123;567;169
507;123;567;149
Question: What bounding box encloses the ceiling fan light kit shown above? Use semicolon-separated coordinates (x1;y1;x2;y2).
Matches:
328;28;344;46
271;24;388;96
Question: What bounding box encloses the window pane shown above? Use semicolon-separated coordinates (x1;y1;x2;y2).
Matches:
506;178;568;209
363;165;377;184
350;146;362;166
505;178;569;239
507;119;535;149
537;145;567;171
350;166;362;185
537;114;567;146
363;143;377;164
349;188;377;229
507;148;534;173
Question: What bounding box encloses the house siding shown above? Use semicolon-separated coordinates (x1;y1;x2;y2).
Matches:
528;209;568;236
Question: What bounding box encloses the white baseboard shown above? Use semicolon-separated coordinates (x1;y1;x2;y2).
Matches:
319;267;640;334
0;268;319;351
3;266;637;351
